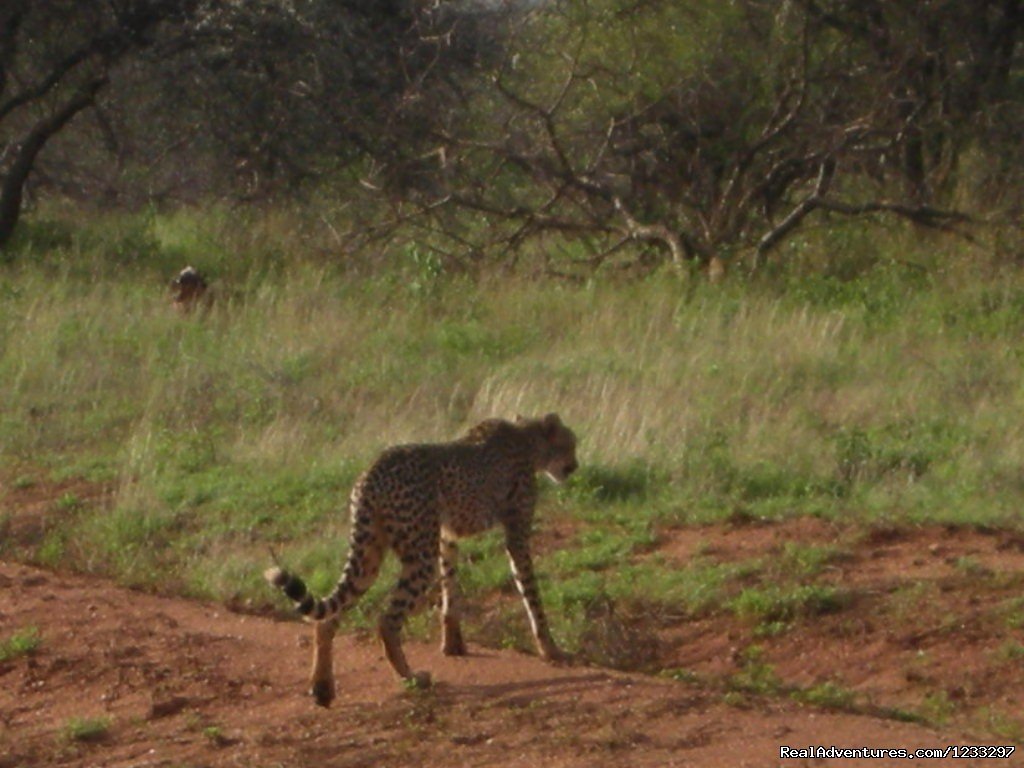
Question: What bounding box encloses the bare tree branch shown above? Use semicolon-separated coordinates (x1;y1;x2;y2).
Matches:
614;197;687;270
754;159;835;267
815;199;977;238
0;40;104;122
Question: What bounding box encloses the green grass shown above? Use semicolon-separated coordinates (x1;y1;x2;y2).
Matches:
63;716;112;743
730;584;849;624
919;691;958;726
727;645;783;696
5;219;1024;591
202;725;230;746
999;597;1024;629
979;708;1024;743
996;642;1024;662
4;206;1024;735
794;681;858;710
762;543;849;580
0;626;40;662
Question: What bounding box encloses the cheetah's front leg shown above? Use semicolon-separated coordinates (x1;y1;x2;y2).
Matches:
504;522;566;663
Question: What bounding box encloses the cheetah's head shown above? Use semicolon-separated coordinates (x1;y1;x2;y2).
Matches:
519;412;578;484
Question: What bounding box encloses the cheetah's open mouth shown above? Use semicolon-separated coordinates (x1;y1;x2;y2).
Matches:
546;461;578;484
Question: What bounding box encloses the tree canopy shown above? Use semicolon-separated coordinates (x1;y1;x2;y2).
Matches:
1;0;1020;268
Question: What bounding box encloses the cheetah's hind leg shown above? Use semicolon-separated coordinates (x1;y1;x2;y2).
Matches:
378;544;439;688
265;533;384;707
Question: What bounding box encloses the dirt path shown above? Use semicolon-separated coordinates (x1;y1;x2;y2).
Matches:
0;561;1006;768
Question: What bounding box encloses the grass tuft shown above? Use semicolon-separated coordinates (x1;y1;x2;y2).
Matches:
63;717;112;743
731;584;848;623
0;626;40;662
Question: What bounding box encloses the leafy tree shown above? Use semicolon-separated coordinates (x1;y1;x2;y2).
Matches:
406;0;1018;274
0;1;194;248
0;0;492;251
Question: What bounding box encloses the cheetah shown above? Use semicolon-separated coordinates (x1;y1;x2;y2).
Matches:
265;413;578;705
170;266;209;314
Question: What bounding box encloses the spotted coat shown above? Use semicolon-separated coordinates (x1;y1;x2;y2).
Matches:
265;413;578;705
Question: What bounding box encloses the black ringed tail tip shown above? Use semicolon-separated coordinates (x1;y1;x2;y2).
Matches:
264;566;289;587
264;566;332;619
264;567;311;606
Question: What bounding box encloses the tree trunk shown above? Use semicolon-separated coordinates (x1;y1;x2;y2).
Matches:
0;77;105;252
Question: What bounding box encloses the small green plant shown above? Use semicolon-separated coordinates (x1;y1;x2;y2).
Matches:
731;584;847;623
918;691;957;725
728;645;782;696
56;492;83;512
954;556;992;578
203;725;230;746
550;527;639;573
722;691;749;708
770;543;847;580
0;626;40;661
13;475;36;489
660;667;699;683
35;531;67;568
833;421;955;490
63;716;112;743
996;642;1024;662
887;582;939;624
999;597;1024;629
977;707;1024;743
834;427;873;487
875;706;929;725
795;681;857;710
401;676;432;693
753;620;791;638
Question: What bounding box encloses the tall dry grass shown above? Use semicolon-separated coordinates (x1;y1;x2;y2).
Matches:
2;208;1023;605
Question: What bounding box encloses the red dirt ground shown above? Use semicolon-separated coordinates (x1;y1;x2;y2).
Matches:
3;474;1023;766
651;519;1024;720
0;560;1014;768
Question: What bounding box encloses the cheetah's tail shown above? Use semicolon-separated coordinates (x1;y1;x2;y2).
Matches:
264;567;336;621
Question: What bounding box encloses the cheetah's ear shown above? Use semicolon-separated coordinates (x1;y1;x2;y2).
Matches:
542;412;563;439
515;414;528;424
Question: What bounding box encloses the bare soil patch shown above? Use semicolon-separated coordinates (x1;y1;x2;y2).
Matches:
0;559;1009;768
652;520;1024;731
2;477;1021;766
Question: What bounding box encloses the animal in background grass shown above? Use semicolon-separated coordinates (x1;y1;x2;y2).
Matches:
265;413;579;706
170;266;209;314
